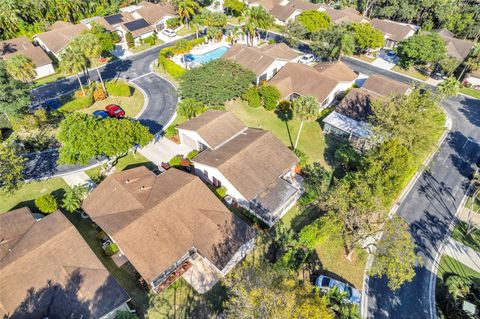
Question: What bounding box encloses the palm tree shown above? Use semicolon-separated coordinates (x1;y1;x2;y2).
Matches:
5;54;37;82
437;77;460;100
292;96;320;149
190;15;203;38
245;6;273;41
177;0;200;27
242;17;256;46
177;98;203;119
226;25;244;45
0;0;21;39
72;33;101;85
59;44;88;96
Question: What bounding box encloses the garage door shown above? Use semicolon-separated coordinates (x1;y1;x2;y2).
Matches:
181;133;197;149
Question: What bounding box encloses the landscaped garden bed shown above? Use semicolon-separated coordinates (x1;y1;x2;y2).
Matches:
157;260;193;292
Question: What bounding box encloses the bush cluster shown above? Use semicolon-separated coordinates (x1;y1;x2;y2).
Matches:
186;150;199;160
166;17;181;29
157;37;207;79
60;93;94;112
104;242;119;256
242;85;281;110
215;186;227;198
242;87;261;108
106;81;132;97
35;193;58;214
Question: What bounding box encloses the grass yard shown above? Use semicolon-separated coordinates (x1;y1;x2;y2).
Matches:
33;72;66;88
175;25;195;37
79;83;145;118
130;39;165;54
353;54;376;63
452;220;480;252
0;178;69;214
437;255;480;283
85;151;157;180
226;99;329;169
460;87;480;99
466;194;480;211
392;65;429;81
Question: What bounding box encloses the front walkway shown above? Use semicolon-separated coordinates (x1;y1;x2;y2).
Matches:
139;137;192;167
443;237;480;272
458;207;480;229
182;254;223;293
62;171;94;188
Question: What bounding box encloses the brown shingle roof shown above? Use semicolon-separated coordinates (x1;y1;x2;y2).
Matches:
336;88;383;122
371;19;416;42
0;37;53;67
248;0;282;11
433;29;474;61
362;74;410;96
103;12;135;27
223;44;300;77
34;23;88;54
177;110;247;149
314;60;358;82
193;128;298;200
48;21;74;30
323;7;366;24
136;3;176;24
82;167;253;284
0;210;129;319
269;62;339;102
270;5;300;22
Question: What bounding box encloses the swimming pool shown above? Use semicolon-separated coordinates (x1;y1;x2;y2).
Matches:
186;46;229;64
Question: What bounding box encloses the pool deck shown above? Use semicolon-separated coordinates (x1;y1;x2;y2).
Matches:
190;40;229;55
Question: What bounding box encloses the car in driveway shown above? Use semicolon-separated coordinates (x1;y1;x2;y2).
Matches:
315;275;361;304
430;71;446;80
162;28;176;38
299;54;315;64
93;110;109;119
105;104;125;118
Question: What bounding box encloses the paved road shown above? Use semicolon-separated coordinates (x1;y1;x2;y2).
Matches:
25;38;190;179
342;57;480;319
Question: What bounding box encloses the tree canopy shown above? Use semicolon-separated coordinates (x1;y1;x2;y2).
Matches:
296;10;331;33
180;59;255;105
57;113;152;165
0;142;25;193
351;22;384;52
396;33;446;68
0;60;31;116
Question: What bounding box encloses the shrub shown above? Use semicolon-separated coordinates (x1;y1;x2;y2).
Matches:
125;31;135;48
215;186;227;198
166;17;181;29
104;242;119;256
168;155;183;166
186;150;199;160
93;86;107;101
259;85;281;110
164;125;177;138
106;81;132;97
173;39;192;55
190;36;206;47
144;34;157;46
115;311;139;319
159;56;186;78
318;106;332;121
35;193;58;214
60;94;94;112
242;87;261;108
160;47;175;59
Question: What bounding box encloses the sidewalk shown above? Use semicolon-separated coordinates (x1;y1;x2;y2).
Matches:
62;171;94;188
443;237;480;272
458;207;480;229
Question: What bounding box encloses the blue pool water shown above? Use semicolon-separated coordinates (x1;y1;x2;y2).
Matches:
186;46;229;64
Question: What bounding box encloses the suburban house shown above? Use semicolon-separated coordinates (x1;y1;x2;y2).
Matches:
433;28;474;62
0;36;55;79
223;43;301;83
33;22;88;59
0;208;130;319
371;18;418;48
117;18;156;44
178;110;302;226
323;74;410;150
132;2;177;32
269;60;357;108
321;6;369;24
268;0;322;25
91;12;136;33
82;167;254;293
464;70;480;89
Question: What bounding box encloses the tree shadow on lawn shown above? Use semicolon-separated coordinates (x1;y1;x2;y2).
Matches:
11;187;67;214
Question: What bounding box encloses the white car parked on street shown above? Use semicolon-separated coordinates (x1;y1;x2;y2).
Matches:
299;54;315;64
162;28;176;38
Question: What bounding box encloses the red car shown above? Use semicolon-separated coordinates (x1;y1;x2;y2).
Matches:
105;104;125;118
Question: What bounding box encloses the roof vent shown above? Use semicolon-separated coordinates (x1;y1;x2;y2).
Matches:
139;185;145;191
125;179;131;184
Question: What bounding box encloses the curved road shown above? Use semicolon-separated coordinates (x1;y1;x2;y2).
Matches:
342;57;480;318
25;39;187;179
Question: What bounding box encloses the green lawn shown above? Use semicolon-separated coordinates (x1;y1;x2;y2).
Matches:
85;151;157;180
33;72;66;88
353;54;376;63
452;220;480;252
460;87;480;99
226;99;330;169
392;65;429;81
437;255;480;284
466;194;480;211
0;178;69;214
129;39;165;54
78;82;145;118
175;25;195;37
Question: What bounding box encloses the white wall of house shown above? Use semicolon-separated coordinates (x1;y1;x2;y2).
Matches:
136;31;156;43
257;59;290;84
274;9;301;25
465;75;480;86
192;161;250;208
35;63;55;79
177;129;212;150
220;238;255;275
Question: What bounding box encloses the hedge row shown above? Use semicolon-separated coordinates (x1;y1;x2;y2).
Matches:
158;37;207;79
106;81;132;97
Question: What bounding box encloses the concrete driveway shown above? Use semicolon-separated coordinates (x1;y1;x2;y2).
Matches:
139;137;192;166
371;57;396;70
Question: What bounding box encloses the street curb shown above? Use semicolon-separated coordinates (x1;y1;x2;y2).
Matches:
130;79;150;119
360;103;453;319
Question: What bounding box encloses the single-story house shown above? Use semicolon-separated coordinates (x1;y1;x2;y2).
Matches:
247;0;285;11
82;166;254;292
0;36;55;79
132;2;177;32
371;18;418;48
323;74;410;150
269;0;322;24
433;29;474;62
117;18;156;44
179;110;302;226
464;70;480;88
33;22;88;59
0;208;130;319
269;61;357;108
223;43;301;84
92;12;135;33
320;6;369;24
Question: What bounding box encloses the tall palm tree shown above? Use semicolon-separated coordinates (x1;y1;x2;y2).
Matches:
292;95;320;149
246;6;273;41
177;0;200;27
437;77;460;100
227;25;244;45
59;44;88;96
5;54;37;82
242;17;256;46
72;33;101;85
